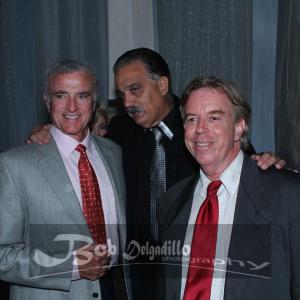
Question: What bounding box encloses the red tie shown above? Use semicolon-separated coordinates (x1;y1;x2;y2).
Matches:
76;144;107;245
183;180;222;300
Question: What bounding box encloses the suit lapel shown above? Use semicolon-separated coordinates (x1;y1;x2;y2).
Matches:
224;155;271;300
36;140;87;226
165;175;199;226
92;137;127;245
162;175;199;300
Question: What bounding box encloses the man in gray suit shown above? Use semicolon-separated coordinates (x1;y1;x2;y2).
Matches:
159;77;300;300
0;59;130;300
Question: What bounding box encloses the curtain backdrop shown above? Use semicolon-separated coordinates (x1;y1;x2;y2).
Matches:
0;0;18;151
156;0;252;104
275;0;300;170
0;0;108;152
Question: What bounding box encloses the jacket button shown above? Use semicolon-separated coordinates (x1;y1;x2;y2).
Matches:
92;292;99;298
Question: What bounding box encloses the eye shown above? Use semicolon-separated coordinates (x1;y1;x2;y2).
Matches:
185;115;198;124
54;93;66;100
209;116;220;121
78;93;91;101
98;123;107;130
129;85;141;95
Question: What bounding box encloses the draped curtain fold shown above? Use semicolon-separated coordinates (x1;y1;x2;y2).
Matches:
0;0;18;151
275;0;300;170
0;0;108;152
156;0;252;104
156;0;300;168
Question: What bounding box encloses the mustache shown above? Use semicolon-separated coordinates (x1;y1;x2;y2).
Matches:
125;106;144;115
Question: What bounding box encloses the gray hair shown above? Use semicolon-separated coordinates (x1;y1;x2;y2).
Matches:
44;58;98;101
181;76;251;150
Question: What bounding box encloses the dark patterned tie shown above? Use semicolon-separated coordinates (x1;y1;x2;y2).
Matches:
75;144;107;245
183;180;222;300
150;127;166;240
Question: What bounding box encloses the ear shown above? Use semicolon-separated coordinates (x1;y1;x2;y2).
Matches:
44;94;51;112
234;118;246;142
158;76;169;96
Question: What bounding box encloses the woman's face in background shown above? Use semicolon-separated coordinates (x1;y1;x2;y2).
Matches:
92;114;108;137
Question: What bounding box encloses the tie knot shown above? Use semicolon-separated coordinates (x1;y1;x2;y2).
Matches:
207;180;222;197
75;144;86;154
152;127;162;142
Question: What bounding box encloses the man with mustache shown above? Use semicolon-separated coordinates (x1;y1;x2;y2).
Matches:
106;48;285;299
27;48;285;299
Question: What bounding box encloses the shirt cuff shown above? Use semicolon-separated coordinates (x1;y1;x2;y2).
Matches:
72;251;81;281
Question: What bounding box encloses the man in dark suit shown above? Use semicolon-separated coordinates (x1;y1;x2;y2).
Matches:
27;49;286;300
108;48;287;299
159;76;300;300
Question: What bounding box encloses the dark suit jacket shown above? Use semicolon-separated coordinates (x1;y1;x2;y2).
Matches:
107;105;198;300
107;106;198;236
159;154;300;300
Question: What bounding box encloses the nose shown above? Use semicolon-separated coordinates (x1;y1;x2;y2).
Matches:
66;97;78;112
122;92;135;108
196;118;208;134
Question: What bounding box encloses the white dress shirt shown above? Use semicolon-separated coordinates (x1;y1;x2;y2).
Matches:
50;127;119;267
180;151;244;300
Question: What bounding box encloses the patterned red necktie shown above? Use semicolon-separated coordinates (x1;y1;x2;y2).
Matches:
183;180;222;300
76;144;107;245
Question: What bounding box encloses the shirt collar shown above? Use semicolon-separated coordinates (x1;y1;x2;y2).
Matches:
50;126;93;157
199;150;244;197
157;121;173;140
147;101;182;141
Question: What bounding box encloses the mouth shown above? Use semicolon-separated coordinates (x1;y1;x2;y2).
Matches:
196;142;210;147
194;142;213;151
63;114;80;120
130;111;143;118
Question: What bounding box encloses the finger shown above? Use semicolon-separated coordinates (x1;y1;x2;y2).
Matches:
29;134;44;145
93;244;109;257
255;153;274;168
259;152;272;163
275;159;286;169
41;125;52;139
251;154;260;161
97;256;111;267
36;131;51;143
79;262;109;280
28;124;51;144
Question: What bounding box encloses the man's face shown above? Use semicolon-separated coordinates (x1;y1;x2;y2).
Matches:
114;60;170;128
45;70;96;142
184;87;245;178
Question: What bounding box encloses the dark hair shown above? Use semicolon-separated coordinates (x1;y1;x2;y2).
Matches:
113;47;171;87
181;76;251;149
44;58;98;100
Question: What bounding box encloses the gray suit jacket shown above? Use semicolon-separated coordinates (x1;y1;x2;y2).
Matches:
159;154;300;300
0;136;131;300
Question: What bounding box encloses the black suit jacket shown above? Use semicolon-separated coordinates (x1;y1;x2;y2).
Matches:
159;154;300;300
107;106;198;233
107;106;198;300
